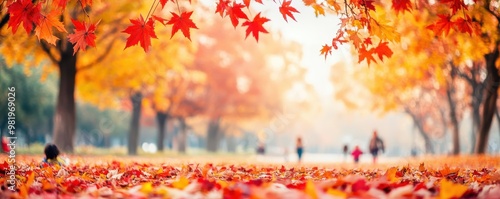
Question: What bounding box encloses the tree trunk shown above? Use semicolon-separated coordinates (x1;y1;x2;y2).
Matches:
406;109;435;154
474;47;500;154
103;133;110;148
178;117;187;153
128;92;143;155
53;51;77;153
156;112;168;152
206;118;221;152
446;71;460;155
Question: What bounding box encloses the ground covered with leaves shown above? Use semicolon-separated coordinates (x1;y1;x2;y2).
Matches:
1;155;499;199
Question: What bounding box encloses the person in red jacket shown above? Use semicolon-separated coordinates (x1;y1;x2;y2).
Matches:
351;145;363;164
2;137;9;153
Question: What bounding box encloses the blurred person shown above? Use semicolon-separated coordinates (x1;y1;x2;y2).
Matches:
284;147;289;162
256;142;265;155
351;145;363;164
368;130;385;164
343;144;349;162
2;137;9;153
41;143;69;167
296;136;303;163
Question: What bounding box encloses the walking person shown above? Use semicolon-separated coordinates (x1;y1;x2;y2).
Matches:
296;136;303;163
351;145;363;164
368;130;385;164
342;144;349;162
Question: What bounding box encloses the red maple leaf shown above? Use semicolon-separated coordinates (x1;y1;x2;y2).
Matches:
391;0;411;14
440;0;467;14
280;0;300;22
53;0;68;9
227;3;248;27
215;0;230;17
255;0;263;3
7;0;42;34
167;11;198;40
243;0;251;7
242;13;270;41
361;0;375;11
68;19;100;55
454;16;475;35
358;46;376;65
123;15;158;52
374;41;393;61
320;45;332;60
427;14;454;36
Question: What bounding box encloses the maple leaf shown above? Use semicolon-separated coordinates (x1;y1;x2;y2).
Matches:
123;15;158;52
426;14;454;36
440;0;467;14
243;0;251;7
326;0;342;11
454;16;475;35
280;0;300;22
320;45;332;59
374;42;392;61
152;15;168;25
358;46;376;65
242;13;270;41
255;0;263;4
68;19;100;55
160;0;170;8
7;0;42;34
303;0;315;6
215;0;230;17
439;179;468;199
53;0;68;9
312;3;325;17
167;11;198;40
361;0;375;11
391;0;411;14
80;0;92;7
227;3;248;27
35;9;67;45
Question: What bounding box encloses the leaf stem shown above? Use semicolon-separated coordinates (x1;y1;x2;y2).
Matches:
146;0;158;20
78;0;90;21
176;0;181;13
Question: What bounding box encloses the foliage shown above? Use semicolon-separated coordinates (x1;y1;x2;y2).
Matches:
1;0;480;65
0;156;499;198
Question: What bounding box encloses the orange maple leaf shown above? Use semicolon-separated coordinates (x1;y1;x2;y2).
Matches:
35;9;67;45
123;15;158;52
7;0;42;34
320;45;332;60
358;46;376;65
68;19;100;55
303;0;315;6
391;0;411;14
167;11;198;41
374;41;392;61
80;0;92;7
280;0;300;22
242;13;270;41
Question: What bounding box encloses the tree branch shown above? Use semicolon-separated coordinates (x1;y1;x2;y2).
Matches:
40;41;59;65
0;14;10;30
77;37;118;71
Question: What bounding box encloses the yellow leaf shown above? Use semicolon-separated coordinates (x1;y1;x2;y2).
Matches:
326;188;347;199
140;182;153;194
305;180;318;199
439;179;468;199
326;0;341;11
172;177;190;190
386;167;399;183
312;3;325;17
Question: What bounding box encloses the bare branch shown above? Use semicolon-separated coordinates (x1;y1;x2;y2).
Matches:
40;41;59;65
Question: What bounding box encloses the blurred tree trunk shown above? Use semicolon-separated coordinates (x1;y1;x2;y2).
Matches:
128;92;142;155
226;135;237;153
156;112;168;152
103;133;110;148
206;118;221;152
475;45;499;154
52;43;77;153
447;67;460;155
178;117;187;153
406;108;435;154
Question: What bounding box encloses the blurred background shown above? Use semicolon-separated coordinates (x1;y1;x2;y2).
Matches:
0;1;499;163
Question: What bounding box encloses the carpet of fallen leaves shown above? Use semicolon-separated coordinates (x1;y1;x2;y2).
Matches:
1;155;500;199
